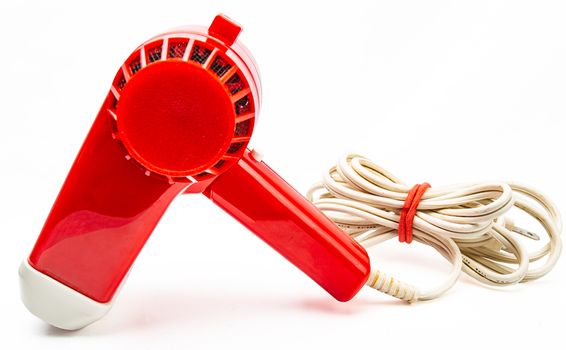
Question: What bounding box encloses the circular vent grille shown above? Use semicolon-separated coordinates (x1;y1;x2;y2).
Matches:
107;36;256;183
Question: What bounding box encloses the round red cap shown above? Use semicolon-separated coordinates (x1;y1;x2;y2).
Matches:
116;60;235;177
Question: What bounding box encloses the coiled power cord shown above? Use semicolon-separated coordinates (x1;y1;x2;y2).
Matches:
307;154;562;302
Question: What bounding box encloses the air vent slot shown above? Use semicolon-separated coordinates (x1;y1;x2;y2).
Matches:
225;73;244;95
234;120;251;137
213;160;225;169
210;55;231;77
234;95;251;115
129;56;141;75
168;40;188;59
227;142;245;154
117;75;126;90
190;45;212;64
147;44;163;64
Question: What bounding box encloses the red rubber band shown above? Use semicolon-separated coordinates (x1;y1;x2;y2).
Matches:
399;182;431;244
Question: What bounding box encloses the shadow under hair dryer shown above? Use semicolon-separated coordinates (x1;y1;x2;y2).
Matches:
19;15;370;330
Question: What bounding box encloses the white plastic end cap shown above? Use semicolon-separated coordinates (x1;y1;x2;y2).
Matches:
19;260;112;330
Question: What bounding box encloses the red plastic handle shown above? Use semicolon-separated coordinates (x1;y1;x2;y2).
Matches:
203;150;370;301
28;99;191;303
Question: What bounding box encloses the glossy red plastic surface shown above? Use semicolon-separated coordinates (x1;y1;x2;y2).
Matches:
209;14;242;46
28;93;193;303
27;14;371;305
117;61;235;177
204;151;370;301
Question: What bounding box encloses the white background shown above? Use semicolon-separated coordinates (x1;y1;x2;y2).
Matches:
1;0;565;348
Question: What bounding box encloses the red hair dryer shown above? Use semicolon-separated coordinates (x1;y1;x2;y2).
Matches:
19;15;370;330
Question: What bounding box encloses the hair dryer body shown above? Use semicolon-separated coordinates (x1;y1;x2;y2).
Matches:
20;15;370;330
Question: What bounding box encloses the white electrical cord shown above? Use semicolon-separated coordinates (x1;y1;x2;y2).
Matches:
307;154;562;302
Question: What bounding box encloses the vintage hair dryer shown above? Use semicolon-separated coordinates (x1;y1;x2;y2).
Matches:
19;15;370;330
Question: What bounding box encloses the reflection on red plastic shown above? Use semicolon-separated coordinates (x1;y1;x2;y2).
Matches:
29;98;194;302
